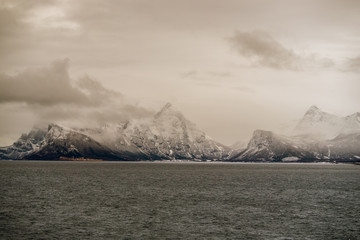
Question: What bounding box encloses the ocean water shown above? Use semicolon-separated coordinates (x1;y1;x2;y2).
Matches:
0;161;359;240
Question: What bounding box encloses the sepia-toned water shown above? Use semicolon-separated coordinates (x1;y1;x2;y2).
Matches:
1;161;359;239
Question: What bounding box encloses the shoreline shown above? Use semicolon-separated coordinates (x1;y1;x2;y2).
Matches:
1;159;359;165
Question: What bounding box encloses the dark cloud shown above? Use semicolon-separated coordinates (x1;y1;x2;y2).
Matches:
228;31;302;70
0;59;127;106
0;59;90;105
0;59;155;141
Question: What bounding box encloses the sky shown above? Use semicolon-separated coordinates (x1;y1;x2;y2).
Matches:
0;0;359;146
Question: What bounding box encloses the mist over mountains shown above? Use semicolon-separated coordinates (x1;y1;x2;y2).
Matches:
230;106;360;162
1;104;359;162
0;103;228;161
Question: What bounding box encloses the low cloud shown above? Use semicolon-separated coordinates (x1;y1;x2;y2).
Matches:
76;74;123;104
0;59;154;133
180;70;197;78
0;59;124;107
228;31;303;70
0;59;90;105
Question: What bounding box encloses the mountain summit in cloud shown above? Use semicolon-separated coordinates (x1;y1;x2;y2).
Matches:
0;103;229;161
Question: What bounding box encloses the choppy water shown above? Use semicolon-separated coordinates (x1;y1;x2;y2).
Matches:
0;161;359;239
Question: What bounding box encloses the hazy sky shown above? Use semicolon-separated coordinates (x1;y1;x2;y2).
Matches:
0;0;359;146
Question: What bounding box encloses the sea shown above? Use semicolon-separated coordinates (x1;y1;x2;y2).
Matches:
0;161;359;240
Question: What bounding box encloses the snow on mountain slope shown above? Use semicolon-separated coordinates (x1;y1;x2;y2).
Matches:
2;104;358;162
25;124;126;160
1;103;229;160
145;103;228;159
230;105;360;162
0;126;47;160
80;103;229;160
231;128;360;162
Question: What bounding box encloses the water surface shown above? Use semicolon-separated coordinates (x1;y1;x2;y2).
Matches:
1;161;359;239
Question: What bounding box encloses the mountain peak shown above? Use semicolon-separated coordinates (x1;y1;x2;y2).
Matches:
161;102;173;112
309;105;319;110
253;129;274;138
155;102;178;118
305;105;321;115
48;123;63;131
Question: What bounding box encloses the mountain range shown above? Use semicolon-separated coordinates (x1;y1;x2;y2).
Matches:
0;103;229;161
1;104;359;162
230;106;360;162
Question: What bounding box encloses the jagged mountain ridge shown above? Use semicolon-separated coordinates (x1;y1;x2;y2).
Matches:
0;103;229;160
1;105;359;162
79;103;229;160
0;126;47;160
231;106;360;162
294;105;360;139
231;130;360;162
0;124;128;160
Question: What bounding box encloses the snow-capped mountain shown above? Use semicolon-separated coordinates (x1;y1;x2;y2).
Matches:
342;112;360;135
230;130;316;162
294;106;343;139
0;126;47;160
0;124;127;160
230;129;360;162
230;106;360;162
294;106;360;139
0;103;229;160
80;103;229;160
1;104;358;162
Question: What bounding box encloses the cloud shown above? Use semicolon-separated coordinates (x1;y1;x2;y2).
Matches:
180;70;197;78
346;56;360;72
0;59;127;107
24;5;80;30
76;74;123;104
0;59;90;105
0;59;155;131
228;31;303;70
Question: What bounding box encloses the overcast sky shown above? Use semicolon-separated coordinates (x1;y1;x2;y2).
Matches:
0;0;359;146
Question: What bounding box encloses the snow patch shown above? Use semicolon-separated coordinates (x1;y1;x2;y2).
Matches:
282;156;300;162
